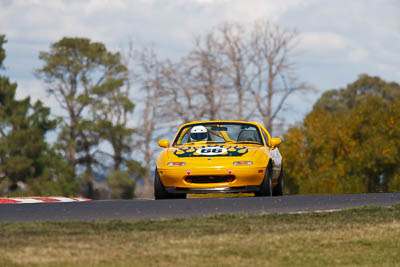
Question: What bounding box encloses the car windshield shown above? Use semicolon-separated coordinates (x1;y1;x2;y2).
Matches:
174;123;263;145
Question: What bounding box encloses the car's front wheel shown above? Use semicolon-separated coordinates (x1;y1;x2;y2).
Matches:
255;163;272;197
154;168;186;200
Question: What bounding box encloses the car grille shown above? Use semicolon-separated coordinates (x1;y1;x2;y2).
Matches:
185;175;235;183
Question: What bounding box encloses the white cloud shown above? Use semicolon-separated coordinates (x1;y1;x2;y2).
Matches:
299;31;369;64
300;32;347;52
1;0;315;45
347;47;368;63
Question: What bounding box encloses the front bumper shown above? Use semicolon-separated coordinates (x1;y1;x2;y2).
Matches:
165;186;260;194
158;167;265;189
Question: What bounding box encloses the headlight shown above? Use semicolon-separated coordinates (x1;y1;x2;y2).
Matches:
233;161;253;166
167;162;186;166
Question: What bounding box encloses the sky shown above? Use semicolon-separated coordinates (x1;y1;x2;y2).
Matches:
1;0;400;126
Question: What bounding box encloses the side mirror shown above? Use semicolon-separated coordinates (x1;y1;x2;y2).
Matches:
270;138;282;147
158;140;170;148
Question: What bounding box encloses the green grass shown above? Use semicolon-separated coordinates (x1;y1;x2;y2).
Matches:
1;205;400;266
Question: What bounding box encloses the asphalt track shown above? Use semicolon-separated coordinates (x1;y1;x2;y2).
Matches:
1;193;400;223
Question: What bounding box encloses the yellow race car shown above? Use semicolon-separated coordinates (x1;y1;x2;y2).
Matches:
155;121;283;199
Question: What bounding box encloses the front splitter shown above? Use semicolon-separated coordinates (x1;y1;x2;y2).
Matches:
166;186;260;194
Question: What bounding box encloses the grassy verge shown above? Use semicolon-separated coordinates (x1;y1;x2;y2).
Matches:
1;205;400;266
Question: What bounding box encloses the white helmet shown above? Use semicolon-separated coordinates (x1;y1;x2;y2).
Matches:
190;125;208;142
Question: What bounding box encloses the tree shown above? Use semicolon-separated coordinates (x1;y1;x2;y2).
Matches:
217;22;254;120
281;74;400;194
126;20;310;196
132;47;168;192
28;149;78;197
0;35;76;196
247;20;311;133
159;32;229;124
106;170;136;199
186;32;228;121
36;37;138;198
0;84;53;192
159;20;311;134
89;53;135;171
0;35;5;69
161;59;201;123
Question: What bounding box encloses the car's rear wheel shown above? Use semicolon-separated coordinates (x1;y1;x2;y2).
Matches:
273;166;284;196
255;163;272;197
154;168;186;200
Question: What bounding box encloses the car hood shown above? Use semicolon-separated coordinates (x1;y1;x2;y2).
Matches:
168;144;260;159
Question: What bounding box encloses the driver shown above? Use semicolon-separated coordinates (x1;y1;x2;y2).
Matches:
189;125;208;142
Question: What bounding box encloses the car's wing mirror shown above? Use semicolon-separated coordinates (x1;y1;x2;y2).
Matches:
158;139;170;148
270;138;282;148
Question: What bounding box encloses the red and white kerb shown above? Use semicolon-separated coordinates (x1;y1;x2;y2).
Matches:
0;197;92;204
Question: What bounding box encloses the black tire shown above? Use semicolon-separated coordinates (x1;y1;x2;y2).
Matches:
255;163;272;197
154;168;186;200
273;166;284;196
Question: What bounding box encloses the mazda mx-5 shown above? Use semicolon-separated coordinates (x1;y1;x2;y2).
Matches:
154;121;283;199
